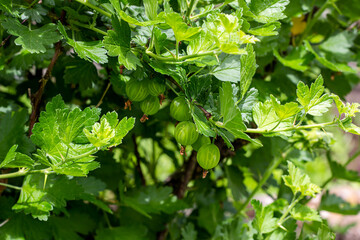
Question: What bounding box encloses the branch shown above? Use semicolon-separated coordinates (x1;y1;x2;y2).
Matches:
28;41;62;136
175;151;198;199
132;134;146;186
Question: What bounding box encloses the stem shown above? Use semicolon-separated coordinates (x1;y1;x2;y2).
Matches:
298;0;331;44
237;156;285;213
74;0;112;18
278;195;303;227
70;20;108;36
245;121;337;134
0;167;53;180
145;49;221;62
175;41;179;60
165;82;180;96
96;82;112;107
186;0;198;20
0;182;22;191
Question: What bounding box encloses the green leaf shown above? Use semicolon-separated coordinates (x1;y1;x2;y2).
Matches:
21;5;47;23
143;0;158;20
316;224;336;240
0;107;34;160
304;41;357;73
328;159;360;182
12;174;80;220
110;0;161;26
290;204;322;222
197;203;223;235
164;12;201;42
296;75;333;116
0;145;34;169
211;54;240;83
282;161;321;197
273;47;309;72
57;22;107;64
218;13;239;33
243;0;290;23
238;88;258;123
95;226;148;240
103;16;141;70
191;106;216;137
319;191;360;215
84;112;135;149
248;22;281;36
239;44;256;98
123;186;186;217
1;18;62;53
319;31;356;61
181;223;197;240
331;94;360;118
253;100;292;133
63;58;99;90
251;199;278;234
270;95;299;120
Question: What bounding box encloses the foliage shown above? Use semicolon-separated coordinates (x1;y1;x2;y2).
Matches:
1;0;360;239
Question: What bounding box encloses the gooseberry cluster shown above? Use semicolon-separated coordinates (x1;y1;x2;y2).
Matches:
170;96;220;174
125;80;221;175
125;79;165;122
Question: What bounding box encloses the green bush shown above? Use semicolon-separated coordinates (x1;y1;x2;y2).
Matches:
1;0;360;239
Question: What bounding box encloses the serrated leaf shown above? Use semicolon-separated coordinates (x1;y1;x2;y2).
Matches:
270;95;299;120
238;88;258;123
103;16;141;70
239;44;256;99
181;223;197;240
63;58;99;90
332;94;360;118
191;106;216;137
273;47;309;72
21;5;47;23
58;22;107;64
143;0;158;20
211;54;240;83
290;204;322;222
328;160;360;182
110;0;161;26
253;100;292;133
165;12;201;42
304;41;357;73
339;117;360;135
0;145;34;169
2;18;62;53
251;199;278;234
317;224;336;240
282;161;321;197
220;82;261;145
12;174;109;220
0;107;34;160
243;0;290;24
187;31;216;55
319;191;360;215
248;22;281;36
296;75;333;116
30;95;105;176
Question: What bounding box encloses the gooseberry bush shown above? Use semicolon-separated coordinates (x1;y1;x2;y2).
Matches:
1;0;360;239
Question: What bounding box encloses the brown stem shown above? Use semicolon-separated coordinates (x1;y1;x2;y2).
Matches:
195;101;211;120
176;151;197;199
132;134;146;186
28;41;62;136
124;100;132;110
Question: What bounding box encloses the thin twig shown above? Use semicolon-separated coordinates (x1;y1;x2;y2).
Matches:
96;82;111;108
28;41;62;136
